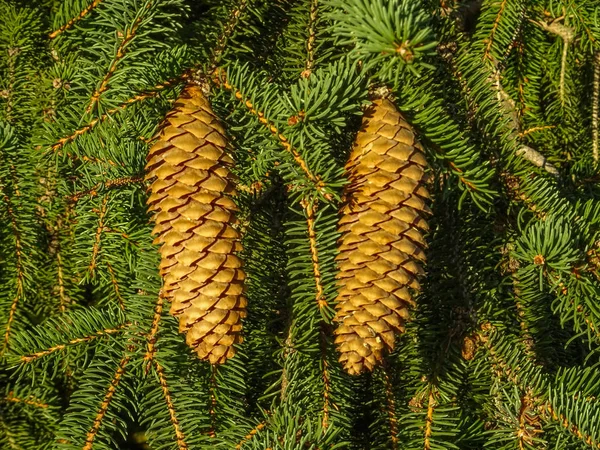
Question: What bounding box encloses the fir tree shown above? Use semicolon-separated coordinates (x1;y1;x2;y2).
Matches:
0;0;600;449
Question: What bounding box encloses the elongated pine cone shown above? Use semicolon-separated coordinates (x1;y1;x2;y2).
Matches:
145;84;246;364
334;98;430;375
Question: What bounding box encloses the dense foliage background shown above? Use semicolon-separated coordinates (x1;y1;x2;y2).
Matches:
1;0;600;448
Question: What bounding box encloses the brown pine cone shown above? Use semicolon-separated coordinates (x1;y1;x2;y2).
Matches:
145;84;246;364
334;98;430;375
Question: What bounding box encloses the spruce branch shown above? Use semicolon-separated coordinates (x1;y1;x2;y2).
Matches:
301;0;319;79
48;75;185;157
49;0;104;39
593;51;599;163
234;421;266;449
319;326;331;432
3;46;17;123
82;354;130;450
143;293;164;371
482;0;509;62
56;251;67;312
85;3;151;113
67;175;144;203
214;68;328;198
105;262;125;311
531;17;575;107
303;199;328;310
153;361;189;450
19;325;126;363
206;0;249;76
4;392;49;409
382;366;399;450
86;195;108;278
0;185;24;355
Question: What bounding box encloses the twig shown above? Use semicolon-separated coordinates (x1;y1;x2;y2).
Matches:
83;354;130;450
5;392;49;409
20;325;126;363
49;0;104;39
235;421;266;449
301;0;319;78
154;361;188;450
87;196;109;277
0;186;24;355
516;146;559;177
593;51;599;163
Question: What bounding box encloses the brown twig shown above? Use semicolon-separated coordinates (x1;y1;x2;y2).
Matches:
20;325;126;363
86;5;150;113
0;186;24;355
144;293;164;372
68;176;144;203
545;403;600;448
382;366;399;450
206;0;248;76
213;69;327;197
423;386;437;450
593;51;600;163
49;0;104;39
208;367;218;438
483;0;508;61
235;421;267;449
302;200;328;309
83;354;130;450
5;392;49;409
49;75;185;156
154;361;188;450
301;0;319;78
88;196;109;277
106;262;125;310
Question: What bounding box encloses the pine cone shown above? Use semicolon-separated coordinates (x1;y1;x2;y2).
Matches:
334;98;430;375
145;84;246;364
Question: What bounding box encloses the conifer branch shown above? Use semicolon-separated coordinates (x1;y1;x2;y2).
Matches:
544;403;600;448
382;366;398;450
280;326;294;402
154;361;188;450
518;125;556;137
3;47;17;122
86;7;149;113
207;0;248;75
4;392;49;409
320;327;330;432
423;385;437;450
20;325;126;363
49;76;184;156
105;262;125;310
144;294;164;370
56;251;67;312
68;176;144;203
83;354;130;450
483;0;508;62
208;367;218;438
301;0;319;79
0;417;20;449
87;196;108;278
0;186;24;355
532;18;575;107
235;421;266;449
49;0;104;39
214;69;326;196
302;200;328;309
593;51;599;163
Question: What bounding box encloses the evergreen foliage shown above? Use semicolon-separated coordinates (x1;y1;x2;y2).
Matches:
0;0;599;448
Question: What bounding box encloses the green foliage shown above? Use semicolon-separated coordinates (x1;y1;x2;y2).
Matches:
0;0;600;449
